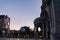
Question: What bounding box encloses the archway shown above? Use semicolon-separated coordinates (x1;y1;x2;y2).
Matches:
34;10;50;39
34;17;42;39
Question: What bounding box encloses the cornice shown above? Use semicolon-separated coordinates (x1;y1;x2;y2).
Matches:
41;0;51;10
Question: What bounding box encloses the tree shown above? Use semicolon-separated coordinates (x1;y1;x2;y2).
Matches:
20;26;30;38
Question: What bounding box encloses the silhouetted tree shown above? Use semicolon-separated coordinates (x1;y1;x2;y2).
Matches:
20;26;30;38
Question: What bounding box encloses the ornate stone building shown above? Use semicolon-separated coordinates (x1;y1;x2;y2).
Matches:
34;0;60;40
0;15;10;37
41;0;60;40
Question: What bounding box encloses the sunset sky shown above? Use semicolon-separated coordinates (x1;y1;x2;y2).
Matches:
0;0;42;30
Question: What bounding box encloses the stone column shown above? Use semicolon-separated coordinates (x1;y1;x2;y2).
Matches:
34;24;38;40
42;23;46;40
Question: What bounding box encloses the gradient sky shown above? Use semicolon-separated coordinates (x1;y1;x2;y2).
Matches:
0;0;42;30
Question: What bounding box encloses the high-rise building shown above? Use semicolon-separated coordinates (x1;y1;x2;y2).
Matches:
0;15;10;37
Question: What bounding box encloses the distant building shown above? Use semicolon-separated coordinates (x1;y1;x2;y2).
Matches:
0;15;10;37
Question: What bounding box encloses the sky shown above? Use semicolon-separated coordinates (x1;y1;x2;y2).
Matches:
0;0;42;30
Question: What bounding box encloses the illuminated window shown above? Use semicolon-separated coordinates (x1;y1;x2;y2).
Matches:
38;27;41;31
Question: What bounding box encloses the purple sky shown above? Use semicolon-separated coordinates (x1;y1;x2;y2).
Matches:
0;0;42;30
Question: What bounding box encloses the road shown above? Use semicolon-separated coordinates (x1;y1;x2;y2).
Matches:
0;38;42;40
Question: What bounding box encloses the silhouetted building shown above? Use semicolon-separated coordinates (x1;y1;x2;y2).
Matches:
41;0;60;40
34;0;60;40
0;15;10;37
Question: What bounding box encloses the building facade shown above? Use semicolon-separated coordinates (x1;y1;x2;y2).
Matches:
0;15;10;37
34;0;60;40
41;0;60;40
